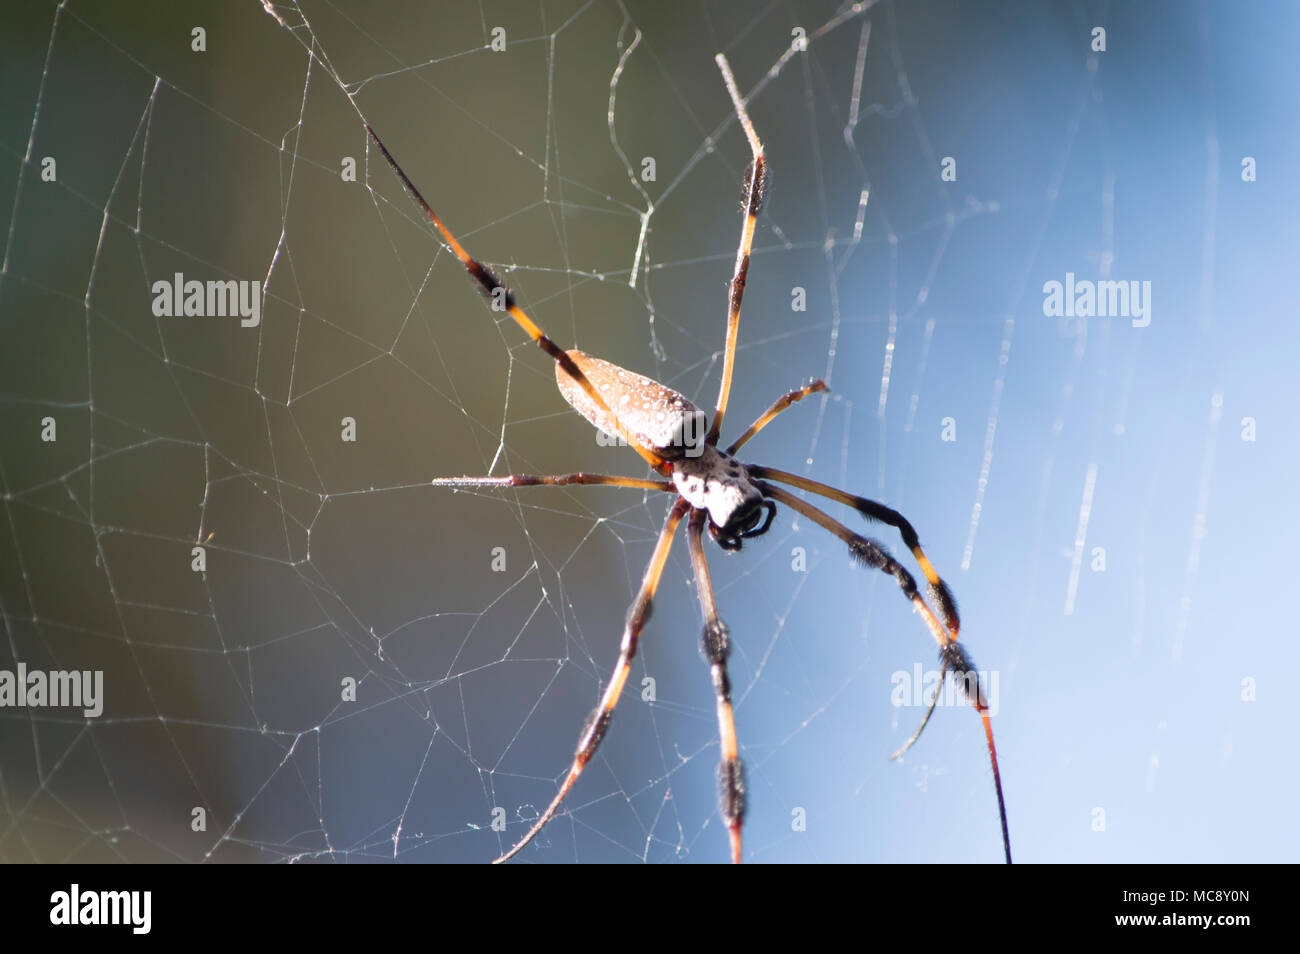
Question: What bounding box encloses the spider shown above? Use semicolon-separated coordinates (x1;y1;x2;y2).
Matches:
366;53;1010;865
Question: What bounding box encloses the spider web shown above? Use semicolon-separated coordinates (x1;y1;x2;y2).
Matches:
1;0;1294;863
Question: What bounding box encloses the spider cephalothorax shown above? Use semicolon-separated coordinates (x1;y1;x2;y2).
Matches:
670;446;774;550
367;51;1011;865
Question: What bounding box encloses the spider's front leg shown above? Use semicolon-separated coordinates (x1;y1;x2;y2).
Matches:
687;509;747;863
748;466;961;636
754;481;1012;864
430;473;672;493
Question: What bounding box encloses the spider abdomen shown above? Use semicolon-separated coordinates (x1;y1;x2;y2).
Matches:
556;350;707;458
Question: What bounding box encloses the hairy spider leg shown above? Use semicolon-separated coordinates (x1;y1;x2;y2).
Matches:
430;474;673;492
365;124;668;474
707;54;767;446
493;499;689;863
725;380;828;455
756;482;1011;864
687;508;747;863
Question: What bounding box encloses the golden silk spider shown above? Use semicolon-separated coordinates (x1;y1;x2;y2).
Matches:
365;53;1010;864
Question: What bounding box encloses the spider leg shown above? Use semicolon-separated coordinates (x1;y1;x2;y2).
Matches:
725;380;828;456
365;124;668;474
707;54;767;446
750;467;963;758
888;655;946;761
493;498;690;863
748;466;961;637
431;473;673;492
756;482;1012;864
687;509;747;864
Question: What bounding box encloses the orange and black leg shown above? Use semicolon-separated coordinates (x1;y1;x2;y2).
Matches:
493;498;689;863
748;466;960;636
756;482;1011;864
431;474;673;492
707;54;767;445
725;381;828;456
687;508;747;863
365;124;668;474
